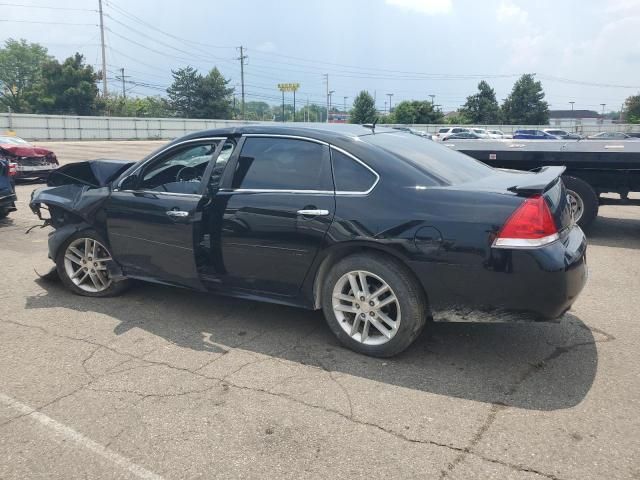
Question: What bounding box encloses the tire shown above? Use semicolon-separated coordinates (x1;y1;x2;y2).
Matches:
55;229;130;297
0;208;8;220
562;176;598;230
321;253;428;357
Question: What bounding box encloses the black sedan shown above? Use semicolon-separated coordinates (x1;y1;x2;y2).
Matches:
30;125;587;357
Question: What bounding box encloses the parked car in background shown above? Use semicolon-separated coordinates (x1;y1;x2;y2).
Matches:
392;126;432;139
627;132;640;139
442;132;484;141
0;136;59;182
513;129;559;140
0;158;17;219
586;132;634;140
435;127;469;140
30;124;587;357
468;128;490;138
543;129;583;140
487;129;506;139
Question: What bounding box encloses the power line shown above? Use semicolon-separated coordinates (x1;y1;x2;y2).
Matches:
0;2;96;11
0;19;97;25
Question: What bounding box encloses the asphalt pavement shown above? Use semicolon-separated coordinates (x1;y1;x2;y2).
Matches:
0;141;639;479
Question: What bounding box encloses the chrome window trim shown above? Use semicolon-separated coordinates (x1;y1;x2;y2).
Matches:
233;134;380;196
243;133;329;145
219;188;333;195
116;190;202;198
115;136;229;190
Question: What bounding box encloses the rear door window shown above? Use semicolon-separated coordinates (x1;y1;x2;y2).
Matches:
232;137;332;191
331;149;377;193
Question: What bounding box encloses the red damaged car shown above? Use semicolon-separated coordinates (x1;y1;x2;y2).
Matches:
0;136;59;181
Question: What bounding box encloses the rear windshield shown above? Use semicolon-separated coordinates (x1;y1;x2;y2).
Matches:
363;132;494;185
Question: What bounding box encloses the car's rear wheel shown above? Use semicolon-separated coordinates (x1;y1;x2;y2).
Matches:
562;176;598;229
321;253;427;357
55;229;129;297
0;208;9;220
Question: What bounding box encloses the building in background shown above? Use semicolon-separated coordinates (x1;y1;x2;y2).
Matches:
549;110;612;129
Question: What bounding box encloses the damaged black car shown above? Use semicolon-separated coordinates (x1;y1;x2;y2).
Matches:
30;125;588;357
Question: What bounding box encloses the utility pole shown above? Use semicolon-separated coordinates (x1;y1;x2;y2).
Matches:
118;67;131;99
237;46;247;120
323;74;329;123
328;90;335;123
98;0;107;97
600;103;606;125
387;93;394;112
343;96;348;114
429;94;436;105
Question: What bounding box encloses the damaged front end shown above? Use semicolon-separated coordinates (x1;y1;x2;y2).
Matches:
29;159;134;260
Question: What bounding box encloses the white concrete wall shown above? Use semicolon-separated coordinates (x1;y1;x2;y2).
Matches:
1;113;639;140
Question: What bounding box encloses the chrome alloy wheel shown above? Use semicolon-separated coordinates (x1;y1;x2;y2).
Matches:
63;237;113;293
332;270;401;346
566;189;584;223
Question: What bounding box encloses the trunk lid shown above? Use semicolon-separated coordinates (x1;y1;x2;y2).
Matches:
456;166;573;233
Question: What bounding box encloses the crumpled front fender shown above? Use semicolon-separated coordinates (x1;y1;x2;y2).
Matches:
47;222;93;260
30;184;110;224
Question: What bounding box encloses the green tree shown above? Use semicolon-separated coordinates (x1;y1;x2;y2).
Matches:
0;38;51;112
624;94;640;123
195;67;234;119
460;80;501;124
244;101;272;120
166;66;234;119
501;74;549;124
29;53;100;115
349;91;377;124
103;94;171;117
166;66;202;117
393;100;444;124
444;111;471;124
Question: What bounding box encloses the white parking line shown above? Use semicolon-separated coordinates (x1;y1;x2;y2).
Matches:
0;393;164;480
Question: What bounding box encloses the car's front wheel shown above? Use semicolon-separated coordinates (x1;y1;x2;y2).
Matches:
321;253;428;357
55;229;130;297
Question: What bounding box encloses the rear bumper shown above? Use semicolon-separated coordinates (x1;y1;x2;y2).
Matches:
414;225;588;321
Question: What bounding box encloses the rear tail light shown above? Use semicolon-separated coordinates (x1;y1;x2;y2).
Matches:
8;162;17;177
493;195;559;248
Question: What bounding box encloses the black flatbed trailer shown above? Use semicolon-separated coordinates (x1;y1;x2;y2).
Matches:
445;139;640;228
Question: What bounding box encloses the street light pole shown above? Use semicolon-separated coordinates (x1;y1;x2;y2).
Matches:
429;94;436;105
343;96;348;114
600;103;606;125
569;101;575;131
387;93;394;113
328;90;335;122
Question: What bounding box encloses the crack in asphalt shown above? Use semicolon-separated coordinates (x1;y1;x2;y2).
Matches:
438;322;616;480
0;316;615;479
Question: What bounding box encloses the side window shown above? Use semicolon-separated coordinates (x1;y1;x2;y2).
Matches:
208;140;235;190
232;137;332;191
331;149;377;193
140;142;222;194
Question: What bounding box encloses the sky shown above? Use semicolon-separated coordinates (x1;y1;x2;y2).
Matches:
2;0;640;113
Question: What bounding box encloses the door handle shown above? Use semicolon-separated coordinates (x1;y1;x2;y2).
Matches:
166;210;189;218
297;209;329;216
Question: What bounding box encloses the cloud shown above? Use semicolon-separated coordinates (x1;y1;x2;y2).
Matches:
496;1;528;23
256;41;276;53
385;0;453;15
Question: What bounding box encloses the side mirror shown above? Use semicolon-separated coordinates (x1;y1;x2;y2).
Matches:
119;174;139;191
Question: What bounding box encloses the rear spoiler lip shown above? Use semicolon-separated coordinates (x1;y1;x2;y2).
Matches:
507;166;566;195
